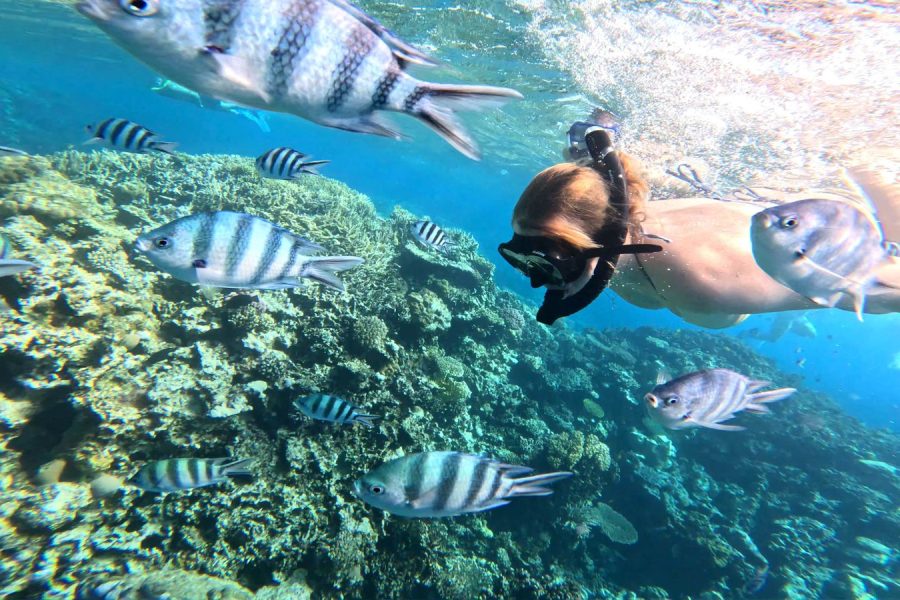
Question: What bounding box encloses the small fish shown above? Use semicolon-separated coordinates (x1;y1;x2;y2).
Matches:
0;233;36;278
645;368;795;432
295;393;378;428
410;220;453;253
128;458;252;493
135;211;363;291
84;117;177;155
76;0;522;160
0;146;28;157
796;357;806;368
354;451;572;518
256;147;329;180
751;199;895;320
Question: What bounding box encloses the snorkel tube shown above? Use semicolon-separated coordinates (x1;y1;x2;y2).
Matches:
535;129;662;325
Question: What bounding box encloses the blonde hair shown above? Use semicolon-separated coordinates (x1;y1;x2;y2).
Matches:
512;153;650;250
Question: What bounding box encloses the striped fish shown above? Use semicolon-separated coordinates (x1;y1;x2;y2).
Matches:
128;458;252;493
256;147;329;180
77;0;522;160
751;199;894;320
354;451;572;518
0;232;36;278
295;393;378;428
84;118;177;155
0;146;28;157
410;220;453;253
135;211;364;291
645;368;796;432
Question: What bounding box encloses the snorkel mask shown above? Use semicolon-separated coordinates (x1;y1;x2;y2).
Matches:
499;128;663;325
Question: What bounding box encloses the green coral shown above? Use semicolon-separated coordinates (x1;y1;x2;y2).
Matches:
546;431;612;474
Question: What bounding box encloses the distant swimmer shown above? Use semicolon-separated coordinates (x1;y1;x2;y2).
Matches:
752;199;898;320
499;111;900;326
77;0;522;159
151;78;272;132
84;118;177;155
256;147;329;180
135;211;363;292
645;369;795;432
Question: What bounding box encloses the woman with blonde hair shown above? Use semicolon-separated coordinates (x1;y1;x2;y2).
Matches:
499;125;900;327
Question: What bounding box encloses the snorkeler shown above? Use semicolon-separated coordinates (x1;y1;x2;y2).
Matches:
499;113;900;327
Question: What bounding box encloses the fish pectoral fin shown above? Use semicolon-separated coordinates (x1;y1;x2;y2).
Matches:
319;115;405;139
695;420;746;432
471;500;510;513
202;49;271;104
409;487;440;509
82;137;103;146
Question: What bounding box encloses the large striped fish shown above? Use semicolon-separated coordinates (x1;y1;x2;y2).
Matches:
128;458;252;492
76;0;522;160
645;369;795;432
256;147;329;180
295;393;378;428
354;451;572;518
135;211;363;291
751;198;895;320
84;117;178;155
0;233;36;278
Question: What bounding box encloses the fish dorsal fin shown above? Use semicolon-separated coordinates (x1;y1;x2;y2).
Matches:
325;0;438;67
655;369;671;386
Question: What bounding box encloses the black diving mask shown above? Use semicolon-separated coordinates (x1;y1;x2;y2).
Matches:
499;235;587;288
500;127;663;325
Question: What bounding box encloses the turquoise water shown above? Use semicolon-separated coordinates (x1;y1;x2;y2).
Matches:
1;0;898;598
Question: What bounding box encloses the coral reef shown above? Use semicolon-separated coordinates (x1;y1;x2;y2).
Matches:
1;151;898;599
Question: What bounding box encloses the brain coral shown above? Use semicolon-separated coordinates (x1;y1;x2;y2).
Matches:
586;502;639;545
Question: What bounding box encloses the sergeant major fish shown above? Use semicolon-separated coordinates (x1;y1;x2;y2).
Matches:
645;368;795;432
410;220;453;253
0;233;36;278
256;147;329;180
135;211;363;291
0;146;28;157
128;458;252;492
354;451;572;518
76;0;523;160
85;118;178;155
295;393;378;428
751;198;896;320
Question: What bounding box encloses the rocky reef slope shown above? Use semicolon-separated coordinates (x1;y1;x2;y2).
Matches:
0;152;897;599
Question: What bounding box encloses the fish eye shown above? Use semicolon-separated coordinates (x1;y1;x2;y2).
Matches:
155;237;170;249
369;484;385;495
779;215;799;229
665;396;679;406
119;0;159;16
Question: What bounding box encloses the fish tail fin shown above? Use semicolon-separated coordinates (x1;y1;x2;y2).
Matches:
747;387;796;405
408;83;523;160
300;256;365;292
291;160;330;178
150;141;178;156
220;458;254;478
506;471;573;497
353;413;380;428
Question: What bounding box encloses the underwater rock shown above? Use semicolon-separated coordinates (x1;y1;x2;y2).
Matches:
78;569;254;600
